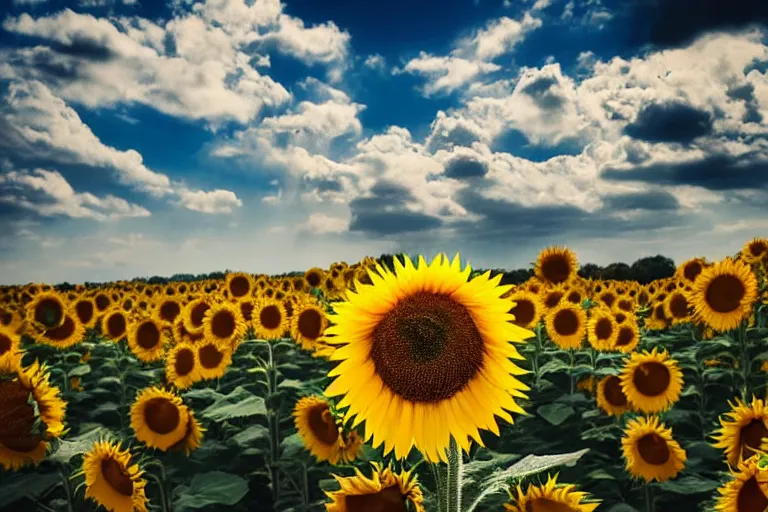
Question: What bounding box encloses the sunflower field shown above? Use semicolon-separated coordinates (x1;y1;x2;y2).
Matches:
2;238;768;512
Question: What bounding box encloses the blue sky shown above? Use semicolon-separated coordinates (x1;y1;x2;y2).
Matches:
1;0;767;285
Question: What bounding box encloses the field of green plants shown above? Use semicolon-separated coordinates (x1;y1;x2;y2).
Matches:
1;239;768;512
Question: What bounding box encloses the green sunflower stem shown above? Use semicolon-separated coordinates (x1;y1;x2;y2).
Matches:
445;437;463;512
643;483;654;512
264;340;282;503
737;322;750;402
568;349;576;394
145;471;169;512
57;468;74;512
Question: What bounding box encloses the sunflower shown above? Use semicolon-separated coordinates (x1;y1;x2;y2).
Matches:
253;299;288;341
504;473;600;512
169;408;204;456
293;396;363;464
305;267;325;289
0;360;66;470
544;301;587;350
690;257;759;332
127;317;167;363
535;247;578;286
203;301;247;347
239;298;256;323
742;238;768;265
324;461;425;512
25;291;66;332
291;302;328;350
664;290;692;325
226;272;254;301
596;375;630;416
165;343;201;389
677;257;708;284
182;298;211;334
156;296;183;325
644;301;670;331
612;318;640;353
507;290;543;330
540;284;567;309
0;326;22;368
130;386;190;451
196;340;233;381
586;307;618;351
713;397;768;467
82;440;148;512
714;456;768;511
73;295;98;328
323;254;532;463
101;307;129;342
622;416;686;482
620;348;683;413
596;289;618;309
93;291;112;313
37;312;85;350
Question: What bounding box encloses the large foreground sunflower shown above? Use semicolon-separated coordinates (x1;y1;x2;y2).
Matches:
323;254;532;463
712;397;768;467
621;416;687;482
690;257;758;332
82;440;148;512
130;386;190;451
619;347;683;413
293;396;362;465
504;473;600;512
714;456;768;511
324;461;425;512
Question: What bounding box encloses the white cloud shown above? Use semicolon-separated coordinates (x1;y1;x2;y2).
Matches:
363;54;386;71
176;188;243;214
455;13;542;61
399;54;501;96
0;168;151;220
302;213;349;234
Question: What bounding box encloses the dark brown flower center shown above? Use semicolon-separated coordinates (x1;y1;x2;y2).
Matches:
136;321;161;350
344;484;407;512
668;294;690;319
75;300;94;325
43;316;76;342
599;292;617;308
637;433;670;465
107;313;127;339
0;333;12;355
566;290;582;304
143;397;181;434
705;274;746;313
543;291;563;309
553;309;579;336
510;299;535;327
306;271;323;288
34;298;63;328
211;310;236;339
749;241;768;257
240;302;254;322
527;497;577;512
595;317;613;340
540;255;571;284
259;305;282;330
683;261;703;282
370;292;484;403
199;344;224;369
190;302;210;328
307;404;338;445
632;361;671;397
603;376;627;407
94;294;110;311
615;325;636;347
739;419;768;461
174;348;195;377
229;276;251;298
738;476;768;512
297;309;323;340
101;457;135;496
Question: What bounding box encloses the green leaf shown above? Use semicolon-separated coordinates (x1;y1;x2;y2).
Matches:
586;469;615;480
89;402;120;419
230;425;270;447
96;376;122;387
172;471;249;509
277;379;304;392
537;403;575;426
201;387;267;422
49;426;106;464
606;505;639;512
318;479;340;492
280;432;307;460
658;475;721;495
68;364;91;377
0;472;60;507
538;359;570;376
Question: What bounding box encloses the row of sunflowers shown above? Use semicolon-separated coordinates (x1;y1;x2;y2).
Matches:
1;239;768;511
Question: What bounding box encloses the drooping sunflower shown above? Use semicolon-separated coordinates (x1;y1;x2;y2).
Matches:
586;307;618;351
127;317;167;363
712;397;768;467
130;386;190;451
714;456;768;511
690;257;758;332
305;267;325;289
596;375;630;417
82;440;148;512
741;238;768;265
291;302;328;350
612;318;640;353
101;307;129;342
196;340;233;381
504;473;600;512
165;343;201;389
535;246;578;286
0;360;67;470
182;298;211;335
620;348;683;413
664;290;692;325
253;299;288;341
544;301;587;350
324;462;425;512
621;416;687;482
168;408;204;456
25;291;66;332
225;272;254;301
293;396;363;465
37;311;85;350
323;254;533;463
507;290;543;330
202;301;247;347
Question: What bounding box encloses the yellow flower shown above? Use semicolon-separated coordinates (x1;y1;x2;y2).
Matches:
690;257;758;332
324;462;425;512
293;396;362;464
82;440;148;512
620;347;683;413
621;416;686;482
713;397;768;467
504;473;599;511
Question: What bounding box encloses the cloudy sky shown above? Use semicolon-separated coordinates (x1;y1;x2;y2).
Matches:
0;0;767;285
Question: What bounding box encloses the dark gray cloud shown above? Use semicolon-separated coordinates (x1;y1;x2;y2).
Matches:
519;76;566;110
348;181;443;235
601;190;680;211
443;155;488;179
624;0;768;49
48;36;115;62
727;82;764;124
623;101;714;144
601;153;768;190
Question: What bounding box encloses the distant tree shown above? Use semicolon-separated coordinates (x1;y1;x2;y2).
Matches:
630;255;676;284
601;262;634;281
500;269;534;285
170;273;195;282
578;263;603;280
206;271;226;280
